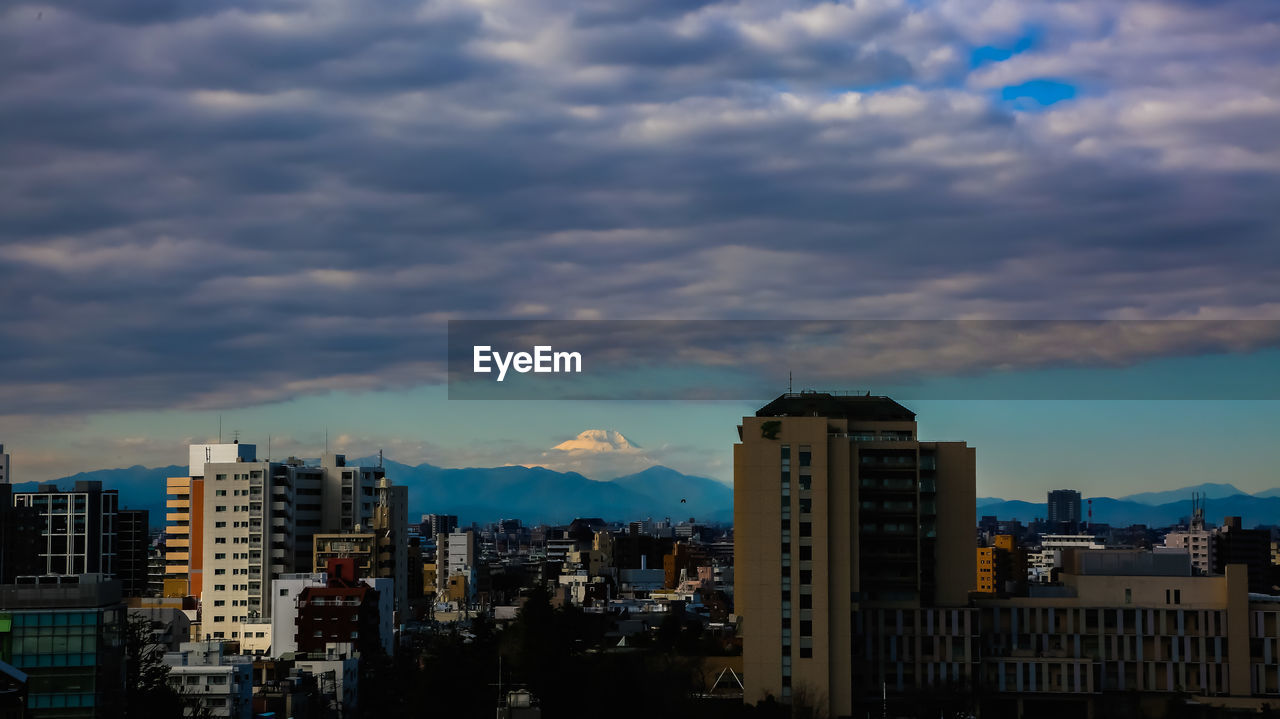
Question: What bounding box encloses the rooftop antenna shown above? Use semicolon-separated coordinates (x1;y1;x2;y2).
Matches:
218;415;222;444
788;371;792;394
325;428;329;457
231;429;240;444
267;435;271;462
379;449;383;468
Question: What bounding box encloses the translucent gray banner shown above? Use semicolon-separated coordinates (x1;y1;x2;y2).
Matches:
446;320;1280;399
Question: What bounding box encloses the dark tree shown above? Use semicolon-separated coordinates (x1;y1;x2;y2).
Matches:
122;612;184;719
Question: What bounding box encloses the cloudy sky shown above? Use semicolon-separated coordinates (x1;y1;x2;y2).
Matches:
1;0;1278;498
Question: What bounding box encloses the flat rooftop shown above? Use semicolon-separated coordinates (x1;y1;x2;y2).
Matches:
755;392;916;422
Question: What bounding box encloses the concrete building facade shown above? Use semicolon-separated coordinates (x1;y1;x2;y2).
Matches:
734;392;975;717
437;529;477;601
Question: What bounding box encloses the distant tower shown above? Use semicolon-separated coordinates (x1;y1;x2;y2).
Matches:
1047;489;1083;534
0;443;9;484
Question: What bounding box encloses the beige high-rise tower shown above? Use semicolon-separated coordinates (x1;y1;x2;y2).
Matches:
734;392;976;718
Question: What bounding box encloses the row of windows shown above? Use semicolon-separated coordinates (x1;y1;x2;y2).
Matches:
8;612;102;627
214;472;261;481
211;583;249;591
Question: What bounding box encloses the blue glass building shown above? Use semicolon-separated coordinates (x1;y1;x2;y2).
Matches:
0;575;125;718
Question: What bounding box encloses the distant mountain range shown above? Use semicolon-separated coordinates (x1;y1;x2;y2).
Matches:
978;482;1280;528
17;465;1277;530
14;460;733;528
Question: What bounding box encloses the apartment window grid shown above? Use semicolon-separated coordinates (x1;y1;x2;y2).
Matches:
780;444;793;697
796;445;815;659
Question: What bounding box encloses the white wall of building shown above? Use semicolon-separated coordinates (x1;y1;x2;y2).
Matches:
163;642;253;719
188;443;257;479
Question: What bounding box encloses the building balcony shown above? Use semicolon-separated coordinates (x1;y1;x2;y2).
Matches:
166;498;191;509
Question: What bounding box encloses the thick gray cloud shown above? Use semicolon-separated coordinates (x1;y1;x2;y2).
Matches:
1;0;1278;418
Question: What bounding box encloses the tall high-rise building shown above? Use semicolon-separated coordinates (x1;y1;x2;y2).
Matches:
197;448;395;641
734;392;975;717
164;443;256;600
0;443;9;484
1046;489;1083;533
163;442;406;641
116;509;150;597
13;481;119;577
374;480;409;615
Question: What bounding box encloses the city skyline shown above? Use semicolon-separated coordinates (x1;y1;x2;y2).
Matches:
5;394;1280;504
3;0;1279;505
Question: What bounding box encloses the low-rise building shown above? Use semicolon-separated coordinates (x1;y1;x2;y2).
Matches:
295;646;359;717
271;562;393;658
162;642;252;719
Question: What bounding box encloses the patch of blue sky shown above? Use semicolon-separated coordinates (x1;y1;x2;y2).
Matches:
999;79;1077;110
969;27;1042;69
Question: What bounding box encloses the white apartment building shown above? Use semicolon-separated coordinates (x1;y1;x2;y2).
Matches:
1028;534;1106;583
197;447;396;641
437;529;477;596
1164;527;1216;575
163;641;253;719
